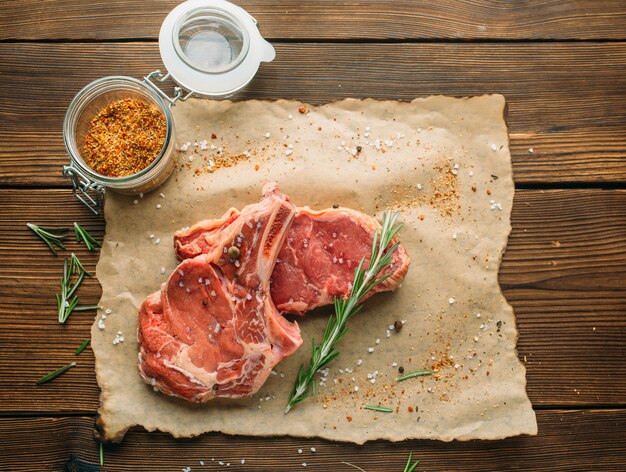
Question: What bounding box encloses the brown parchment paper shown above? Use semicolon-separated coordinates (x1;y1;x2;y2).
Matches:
93;95;537;443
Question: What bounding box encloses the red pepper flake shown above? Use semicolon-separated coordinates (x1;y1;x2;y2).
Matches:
83;98;166;177
407;406;414;412
346;416;352;422
211;133;217;139
298;107;307;114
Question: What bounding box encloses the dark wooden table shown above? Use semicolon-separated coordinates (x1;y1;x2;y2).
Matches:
1;1;625;470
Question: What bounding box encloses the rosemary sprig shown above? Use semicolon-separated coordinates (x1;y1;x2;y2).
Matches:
57;253;88;323
403;452;419;472
26;223;68;256
75;339;90;355
36;362;76;385
364;405;393;413
285;211;402;413
396;369;433;382
74;222;101;252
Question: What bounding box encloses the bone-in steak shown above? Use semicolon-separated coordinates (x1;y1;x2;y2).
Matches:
175;205;410;315
138;183;302;402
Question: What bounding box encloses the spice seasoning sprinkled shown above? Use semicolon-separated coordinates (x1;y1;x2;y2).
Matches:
83;98;166;177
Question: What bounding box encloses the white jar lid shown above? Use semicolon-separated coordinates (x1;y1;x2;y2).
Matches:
159;0;275;98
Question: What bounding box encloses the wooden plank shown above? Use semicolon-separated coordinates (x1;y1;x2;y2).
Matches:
1;1;626;41
1;43;625;187
1;410;625;470
0;189;624;413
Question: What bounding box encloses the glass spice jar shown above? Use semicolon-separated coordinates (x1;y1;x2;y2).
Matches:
63;76;176;213
63;0;275;215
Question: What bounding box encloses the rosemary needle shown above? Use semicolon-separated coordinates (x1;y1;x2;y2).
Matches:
74;222;101;252
26;223;68;256
36;362;76;385
100;442;104;466
403;452;420;472
286;211;403;413
396;370;433;382
75;340;90;355
364;405;393;413
73;305;100;312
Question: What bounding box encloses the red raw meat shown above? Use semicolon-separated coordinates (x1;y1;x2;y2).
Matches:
175;206;410;315
138;183;302;402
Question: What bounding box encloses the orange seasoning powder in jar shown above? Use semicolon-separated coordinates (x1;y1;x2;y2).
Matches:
83;98;167;177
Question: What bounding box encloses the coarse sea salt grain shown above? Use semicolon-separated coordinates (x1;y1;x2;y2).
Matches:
285;149;293;156
449;297;456;304
156;204;162;209
133;199;139;205
490;200;503;210
160;267;166;274
490;143;498;151
368;347;374;353
265;132;271;138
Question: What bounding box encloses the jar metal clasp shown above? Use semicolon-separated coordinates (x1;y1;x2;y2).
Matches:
143;70;194;108
63;165;105;215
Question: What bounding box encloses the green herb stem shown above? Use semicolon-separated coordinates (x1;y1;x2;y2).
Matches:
285;211;402;413
396;370;433;382
74;222;101;252
403;452;420;472
27;223;67;256
75;340;90;355
364;405;393;413
36;362;76;385
100;442;104;466
57;253;89;324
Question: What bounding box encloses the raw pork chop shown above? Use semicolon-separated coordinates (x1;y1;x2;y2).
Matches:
175;204;410;315
138;183;302;402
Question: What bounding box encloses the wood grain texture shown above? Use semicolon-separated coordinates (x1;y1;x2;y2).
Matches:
1;410;625;471
1;43;625;187
1;1;626;41
0;189;624;413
